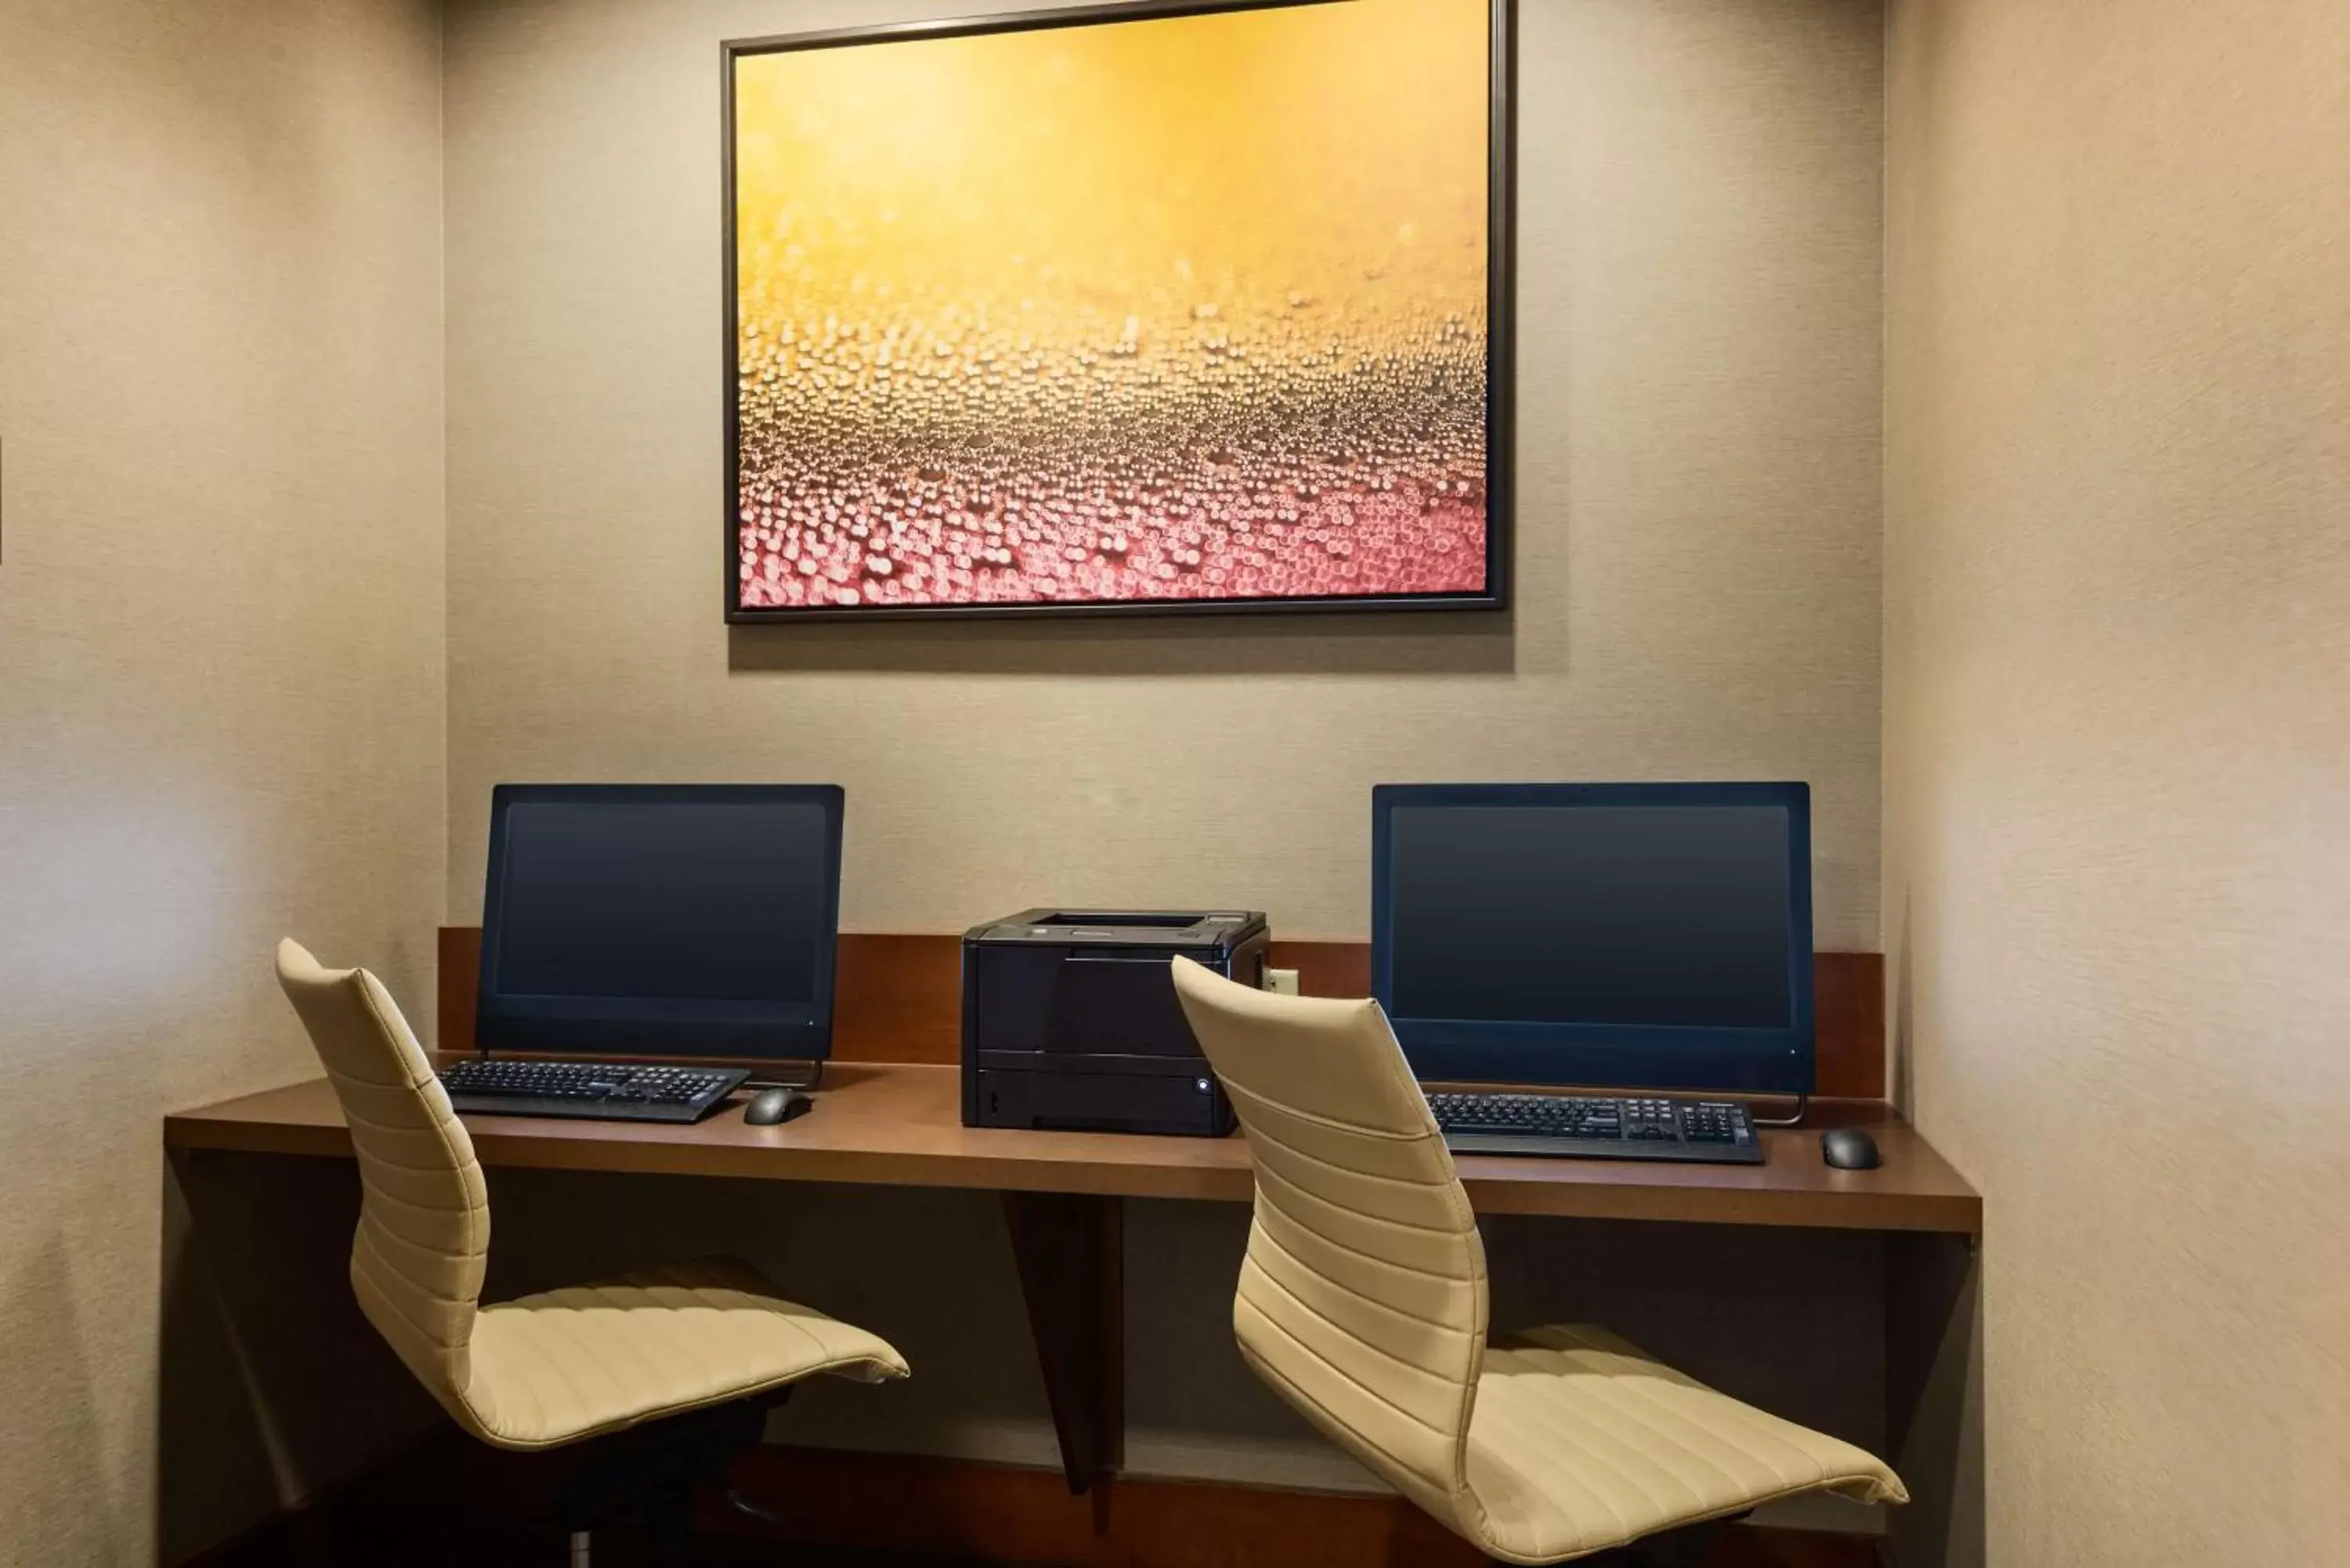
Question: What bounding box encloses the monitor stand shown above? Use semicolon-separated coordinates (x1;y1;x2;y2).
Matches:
744;1059;825;1092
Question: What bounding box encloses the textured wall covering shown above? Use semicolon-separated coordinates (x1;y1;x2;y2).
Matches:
1884;2;2350;1563
0;1;447;1561
443;0;1888;945
440;0;1888;1492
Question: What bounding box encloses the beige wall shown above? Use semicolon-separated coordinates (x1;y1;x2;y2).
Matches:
0;0;447;1561
443;0;1888;945
1884;2;2350;1563
439;0;1889;1498
5;0;2337;1555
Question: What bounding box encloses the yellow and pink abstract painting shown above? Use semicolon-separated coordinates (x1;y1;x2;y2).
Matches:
727;0;1500;617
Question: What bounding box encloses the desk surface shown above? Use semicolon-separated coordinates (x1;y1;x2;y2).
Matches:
166;1061;1980;1234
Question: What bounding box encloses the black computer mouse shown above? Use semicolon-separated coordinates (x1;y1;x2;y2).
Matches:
743;1087;813;1126
1820;1128;1881;1170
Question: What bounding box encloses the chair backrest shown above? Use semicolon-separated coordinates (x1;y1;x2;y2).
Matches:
1169;958;1488;1526
275;939;487;1421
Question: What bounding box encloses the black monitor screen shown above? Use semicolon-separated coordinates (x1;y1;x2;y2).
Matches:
1388;806;1792;1029
478;785;843;1060
1372;783;1813;1094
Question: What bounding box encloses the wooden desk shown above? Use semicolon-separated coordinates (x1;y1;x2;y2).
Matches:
167;931;1979;1529
165;1062;1979;1235
168;1062;1978;1506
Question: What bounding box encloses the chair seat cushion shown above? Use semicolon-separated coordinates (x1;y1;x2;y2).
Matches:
458;1255;908;1450
1463;1324;1907;1564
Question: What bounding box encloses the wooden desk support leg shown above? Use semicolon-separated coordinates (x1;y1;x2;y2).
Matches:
1002;1191;1125;1497
1885;1230;1983;1568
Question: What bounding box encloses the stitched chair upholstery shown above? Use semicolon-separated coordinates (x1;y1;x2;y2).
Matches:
1170;956;1905;1565
274;938;907;1451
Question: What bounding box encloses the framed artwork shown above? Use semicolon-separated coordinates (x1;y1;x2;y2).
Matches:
723;0;1512;622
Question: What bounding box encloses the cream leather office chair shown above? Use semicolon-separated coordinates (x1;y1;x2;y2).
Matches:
1170;959;1905;1567
275;939;908;1560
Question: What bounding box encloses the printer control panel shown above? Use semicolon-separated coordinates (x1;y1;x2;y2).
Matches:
984;910;1255;947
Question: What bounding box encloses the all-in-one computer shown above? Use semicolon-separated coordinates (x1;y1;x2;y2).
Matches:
1372;781;1816;1163
439;783;844;1122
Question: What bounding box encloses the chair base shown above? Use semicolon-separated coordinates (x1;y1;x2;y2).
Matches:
1494;1517;1731;1568
1613;1518;1723;1568
553;1392;786;1562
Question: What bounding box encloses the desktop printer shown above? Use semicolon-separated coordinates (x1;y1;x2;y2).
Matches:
961;909;1269;1137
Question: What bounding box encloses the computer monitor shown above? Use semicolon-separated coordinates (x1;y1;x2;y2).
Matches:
476;783;844;1064
1371;782;1814;1096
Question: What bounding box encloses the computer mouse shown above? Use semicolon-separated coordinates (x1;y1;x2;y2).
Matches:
1820;1128;1881;1170
743;1087;812;1126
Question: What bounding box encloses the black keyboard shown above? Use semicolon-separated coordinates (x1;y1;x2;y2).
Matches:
437;1058;750;1124
1427;1092;1764;1165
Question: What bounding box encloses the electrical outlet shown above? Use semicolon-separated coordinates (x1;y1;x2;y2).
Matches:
1263;967;1300;995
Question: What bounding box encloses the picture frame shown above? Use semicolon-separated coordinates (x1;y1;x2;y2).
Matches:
722;0;1514;623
